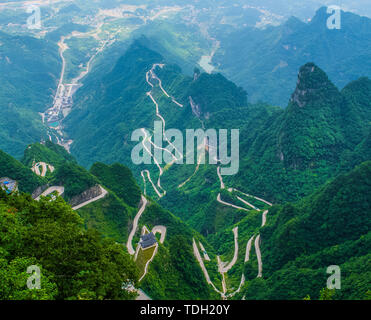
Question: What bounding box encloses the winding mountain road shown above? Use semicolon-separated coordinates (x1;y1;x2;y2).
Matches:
218;227;239;273
262;210;268;227
193;238;223;296
152;225;167;244
31;162;54;177
198;241;210;261
254;234;263;278
139;62;275;298
244;236;254;262
140;64;186;198
71;185;108;210
35;186;64;200
217;166;225;189
127;195;148;255
236;196;260;211
217;193;249;211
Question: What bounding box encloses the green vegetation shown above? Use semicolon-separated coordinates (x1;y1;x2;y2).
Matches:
52;162;98;200
76;193;133;243
64;36;100;82
234;161;371;300
136;245;156;279
0;4;370;300
0;189;138;300
215;7;371;106
136;201;220;300
0;149;44;194
1;142;218;299
233;63;371;204
90;162;141;208
22;141;76;169
0;31;60;158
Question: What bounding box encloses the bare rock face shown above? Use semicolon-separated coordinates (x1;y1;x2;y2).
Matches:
69;184;102;207
189;96;201;118
31;184;49;199
276;63;344;170
289;63;323;108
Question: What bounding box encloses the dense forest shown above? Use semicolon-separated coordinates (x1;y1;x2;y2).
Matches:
236;161;371;300
0;3;370;300
0;189;138;300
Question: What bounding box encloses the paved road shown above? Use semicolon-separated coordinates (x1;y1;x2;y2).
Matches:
125;196;167;282
193;238;223;296
127;195;148;255
198;241;210;261
142;169;163;198
136;289;151;300
262;210;268;227
35;186;64;200
217;193;249;211
32;162;54;177
254;234;263;278
149;63;183;107
217;166;225;189
219;227;239;273
152;225;167;244
141;63;186;198
236;196;260;211
244;193;272;207
226;274;245;299
72;185;108;210
244;236;254;262
178;143;205;188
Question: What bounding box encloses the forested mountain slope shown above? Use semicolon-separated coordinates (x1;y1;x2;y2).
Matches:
234;161;371;300
0;143;219;300
0;31;60;157
0;149;44;194
63;40;370;221
234;64;371;203
0;188;139;300
214;7;371;106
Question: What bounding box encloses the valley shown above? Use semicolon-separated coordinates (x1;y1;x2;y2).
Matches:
0;0;370;302
42;26;117;151
134;59;277;298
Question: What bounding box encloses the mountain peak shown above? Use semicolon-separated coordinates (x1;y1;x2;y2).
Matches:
284;16;305;29
280;16;306;36
290;63;337;108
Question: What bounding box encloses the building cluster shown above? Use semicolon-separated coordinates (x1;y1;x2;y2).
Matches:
0;177;18;194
